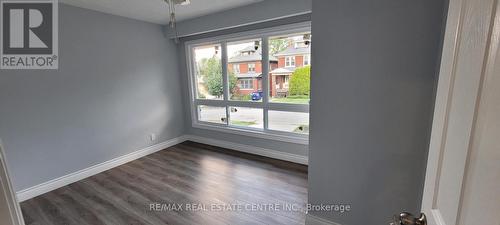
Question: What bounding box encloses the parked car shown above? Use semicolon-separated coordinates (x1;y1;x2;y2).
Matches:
251;91;263;101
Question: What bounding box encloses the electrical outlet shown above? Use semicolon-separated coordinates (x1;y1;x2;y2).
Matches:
149;133;156;142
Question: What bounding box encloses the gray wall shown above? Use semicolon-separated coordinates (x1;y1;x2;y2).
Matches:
0;4;184;191
166;0;312;38
307;0;446;224
177;15;311;157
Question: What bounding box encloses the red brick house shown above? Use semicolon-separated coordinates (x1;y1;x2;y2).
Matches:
270;41;311;97
228;46;278;96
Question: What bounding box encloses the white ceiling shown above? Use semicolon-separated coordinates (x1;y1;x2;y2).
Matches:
61;0;263;25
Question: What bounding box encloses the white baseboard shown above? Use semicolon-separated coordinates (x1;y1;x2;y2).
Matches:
185;135;308;165
16;135;189;202
16;134;308;202
306;214;341;225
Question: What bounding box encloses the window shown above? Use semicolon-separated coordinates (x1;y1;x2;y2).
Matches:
248;63;256;72
233;64;240;73
192;44;222;100
227;39;263;101
285;56;295;67
269;32;311;104
268;110;309;134
303;54;310;66
187;23;311;144
239;79;253;89
229;107;263;129
198;105;227;124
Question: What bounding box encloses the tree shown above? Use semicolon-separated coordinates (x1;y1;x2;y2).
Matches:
269;39;290;55
289;66;310;96
200;57;237;98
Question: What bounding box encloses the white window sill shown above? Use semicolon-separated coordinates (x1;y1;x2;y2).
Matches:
192;122;309;145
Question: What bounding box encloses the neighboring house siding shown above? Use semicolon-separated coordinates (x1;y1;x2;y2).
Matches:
239;63;249;73
278;57;286;68
295;55;304;67
255;62;262;73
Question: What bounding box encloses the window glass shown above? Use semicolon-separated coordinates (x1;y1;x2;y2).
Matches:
269;32;311;104
227;39;263;102
189;27;311;139
229;107;263;129
233;64;240;73
248;63;256;72
239;79;253;89
268;110;309;134
198;105;227;124
304;54;310;66
193;44;222;100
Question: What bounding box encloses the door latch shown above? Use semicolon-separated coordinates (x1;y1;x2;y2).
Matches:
391;212;427;225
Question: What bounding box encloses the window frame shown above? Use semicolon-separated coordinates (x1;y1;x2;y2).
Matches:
239;78;254;90
185;22;311;145
303;54;310;66
233;64;240;74
248;63;256;72
285;56;296;67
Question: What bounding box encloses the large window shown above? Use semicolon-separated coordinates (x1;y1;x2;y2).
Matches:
186;23;311;144
233;64;240;74
303;54;310;66
285;56;295;67
248;63;256;72
193;44;222;100
239;79;253;89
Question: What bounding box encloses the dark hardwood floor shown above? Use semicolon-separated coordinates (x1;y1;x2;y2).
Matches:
20;141;308;225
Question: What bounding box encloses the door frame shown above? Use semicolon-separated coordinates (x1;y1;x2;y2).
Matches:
421;0;499;224
0;140;25;225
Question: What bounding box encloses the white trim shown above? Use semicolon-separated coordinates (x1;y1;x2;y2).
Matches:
306;214;342;225
184;22;311;47
431;209;447;225
421;0;498;224
185;22;311;145
15;134;308;202
186;135;308;165
192;122;309;145
0;140;25;225
303;54;311;66
16;135;189;202
285;56;296;67
238;78;254;89
247;63;256;72
168;12;312;38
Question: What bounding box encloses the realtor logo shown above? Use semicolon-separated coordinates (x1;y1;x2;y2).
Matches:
1;0;58;69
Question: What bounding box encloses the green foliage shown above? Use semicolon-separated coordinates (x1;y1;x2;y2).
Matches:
289;66;311;96
199;57;237;98
231;94;252;101
269;39;290;55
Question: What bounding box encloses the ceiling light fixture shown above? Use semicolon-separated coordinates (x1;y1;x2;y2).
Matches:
164;0;190;43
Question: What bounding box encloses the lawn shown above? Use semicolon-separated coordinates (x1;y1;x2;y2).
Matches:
271;95;310;104
231;120;257;126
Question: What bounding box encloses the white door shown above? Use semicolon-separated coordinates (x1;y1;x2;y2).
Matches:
416;0;500;224
0;141;24;225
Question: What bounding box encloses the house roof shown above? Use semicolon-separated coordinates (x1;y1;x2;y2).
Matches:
270;67;296;75
273;45;311;57
236;72;262;78
228;48;278;63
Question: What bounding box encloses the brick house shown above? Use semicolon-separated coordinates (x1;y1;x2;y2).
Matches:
228;46;278;96
270;41;311;97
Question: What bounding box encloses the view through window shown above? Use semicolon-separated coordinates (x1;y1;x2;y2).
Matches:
189;25;311;139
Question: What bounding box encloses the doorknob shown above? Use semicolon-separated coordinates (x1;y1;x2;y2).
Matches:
391;212;427;225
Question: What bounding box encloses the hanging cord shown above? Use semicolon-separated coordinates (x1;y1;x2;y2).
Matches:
165;0;180;44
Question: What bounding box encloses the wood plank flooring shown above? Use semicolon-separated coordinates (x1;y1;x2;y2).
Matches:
20;141;308;225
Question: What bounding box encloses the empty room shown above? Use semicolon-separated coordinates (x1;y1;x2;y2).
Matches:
0;0;499;225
